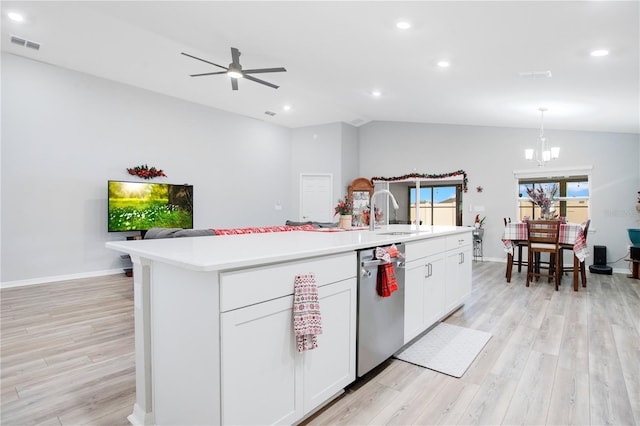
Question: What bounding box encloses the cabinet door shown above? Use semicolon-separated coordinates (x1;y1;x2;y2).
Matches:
303;278;356;412
445;247;472;313
221;295;302;425
404;262;426;343
458;246;472;301
423;255;445;327
405;254;446;343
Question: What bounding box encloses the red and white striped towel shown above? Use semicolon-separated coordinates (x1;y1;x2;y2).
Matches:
293;273;323;352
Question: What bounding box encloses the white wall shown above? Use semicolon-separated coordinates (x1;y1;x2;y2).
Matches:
358;121;640;271
290;122;359;221
1;53;293;284
3;53;639;285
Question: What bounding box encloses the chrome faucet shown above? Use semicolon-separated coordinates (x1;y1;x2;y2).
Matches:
369;189;400;231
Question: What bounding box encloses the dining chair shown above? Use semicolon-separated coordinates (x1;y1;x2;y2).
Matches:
504;217;527;281
526;219;561;291
559;219;590;287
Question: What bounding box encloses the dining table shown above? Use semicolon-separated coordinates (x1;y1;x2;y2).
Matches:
502;221;589;291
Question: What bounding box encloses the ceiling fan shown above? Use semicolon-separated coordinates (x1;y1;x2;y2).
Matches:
181;47;286;90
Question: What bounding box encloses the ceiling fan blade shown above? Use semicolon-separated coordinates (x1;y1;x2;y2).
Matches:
190;71;227;77
181;52;227;70
244;74;279;89
231;47;241;65
231;78;239;91
243;67;287;74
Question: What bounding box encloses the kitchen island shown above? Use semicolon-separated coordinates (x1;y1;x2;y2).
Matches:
106;225;472;426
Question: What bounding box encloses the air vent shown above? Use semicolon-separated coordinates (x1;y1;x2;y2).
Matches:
264;111;276;116
10;35;26;46
10;35;40;50
26;40;40;50
518;70;552;78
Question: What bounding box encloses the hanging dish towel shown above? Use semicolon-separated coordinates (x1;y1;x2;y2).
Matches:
293;273;323;352
375;245;402;263
376;263;398;297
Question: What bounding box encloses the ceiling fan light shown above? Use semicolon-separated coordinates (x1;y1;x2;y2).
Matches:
227;69;243;79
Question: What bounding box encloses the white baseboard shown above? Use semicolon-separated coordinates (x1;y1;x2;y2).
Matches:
1;268;126;289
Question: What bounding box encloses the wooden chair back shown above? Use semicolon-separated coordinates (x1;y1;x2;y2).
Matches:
527;220;560;249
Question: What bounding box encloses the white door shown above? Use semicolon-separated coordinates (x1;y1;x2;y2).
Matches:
300;174;333;222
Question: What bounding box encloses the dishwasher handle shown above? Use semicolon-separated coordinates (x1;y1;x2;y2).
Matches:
361;258;405;269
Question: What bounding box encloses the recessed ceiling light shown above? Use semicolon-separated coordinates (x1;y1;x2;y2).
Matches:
437;61;450;68
372;90;381;97
283;105;291;111
590;49;609;57
396;21;411;30
8;12;24;22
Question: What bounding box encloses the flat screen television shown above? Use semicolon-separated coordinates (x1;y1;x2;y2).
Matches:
108;180;193;232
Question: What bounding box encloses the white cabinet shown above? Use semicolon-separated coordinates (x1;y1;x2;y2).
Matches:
404;261;425;342
422;255;446;328
444;234;473;314
404;231;472;343
303;279;356;411
221;294;301;425
220;253;356;425
404;254;445;343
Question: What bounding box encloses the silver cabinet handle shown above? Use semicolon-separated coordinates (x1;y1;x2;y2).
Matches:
424;262;433;278
361;268;372;278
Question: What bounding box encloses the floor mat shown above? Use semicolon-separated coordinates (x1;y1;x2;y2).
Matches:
394;322;492;378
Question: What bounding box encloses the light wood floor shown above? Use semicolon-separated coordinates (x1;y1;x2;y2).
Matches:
2;262;639;425
1;274;135;425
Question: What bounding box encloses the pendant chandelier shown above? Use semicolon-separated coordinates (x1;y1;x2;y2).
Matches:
525;107;559;166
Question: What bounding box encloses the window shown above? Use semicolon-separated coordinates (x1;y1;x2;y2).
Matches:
409;185;462;226
518;177;589;223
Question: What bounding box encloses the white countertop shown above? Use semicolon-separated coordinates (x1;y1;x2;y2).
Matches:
106;225;471;272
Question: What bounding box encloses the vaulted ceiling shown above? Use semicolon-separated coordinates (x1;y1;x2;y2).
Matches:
2;1;638;133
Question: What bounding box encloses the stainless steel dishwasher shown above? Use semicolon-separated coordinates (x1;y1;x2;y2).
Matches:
357;243;406;377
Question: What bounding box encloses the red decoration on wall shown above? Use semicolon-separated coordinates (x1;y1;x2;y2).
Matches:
126;164;167;180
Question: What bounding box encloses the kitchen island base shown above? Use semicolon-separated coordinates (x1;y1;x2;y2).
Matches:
107;225;472;425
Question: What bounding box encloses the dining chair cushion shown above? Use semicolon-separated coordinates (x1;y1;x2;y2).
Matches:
531;242;558;250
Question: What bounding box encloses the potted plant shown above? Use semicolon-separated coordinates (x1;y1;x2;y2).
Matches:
334;196;353;229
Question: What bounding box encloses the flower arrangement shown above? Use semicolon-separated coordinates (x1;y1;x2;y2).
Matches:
334;196;353;216
127;164;166;180
526;183;558;219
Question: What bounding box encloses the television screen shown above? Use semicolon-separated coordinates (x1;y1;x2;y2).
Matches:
108;180;193;232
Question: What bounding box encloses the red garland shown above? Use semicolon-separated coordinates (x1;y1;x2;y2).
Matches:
126;164;167;180
371;170;469;192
